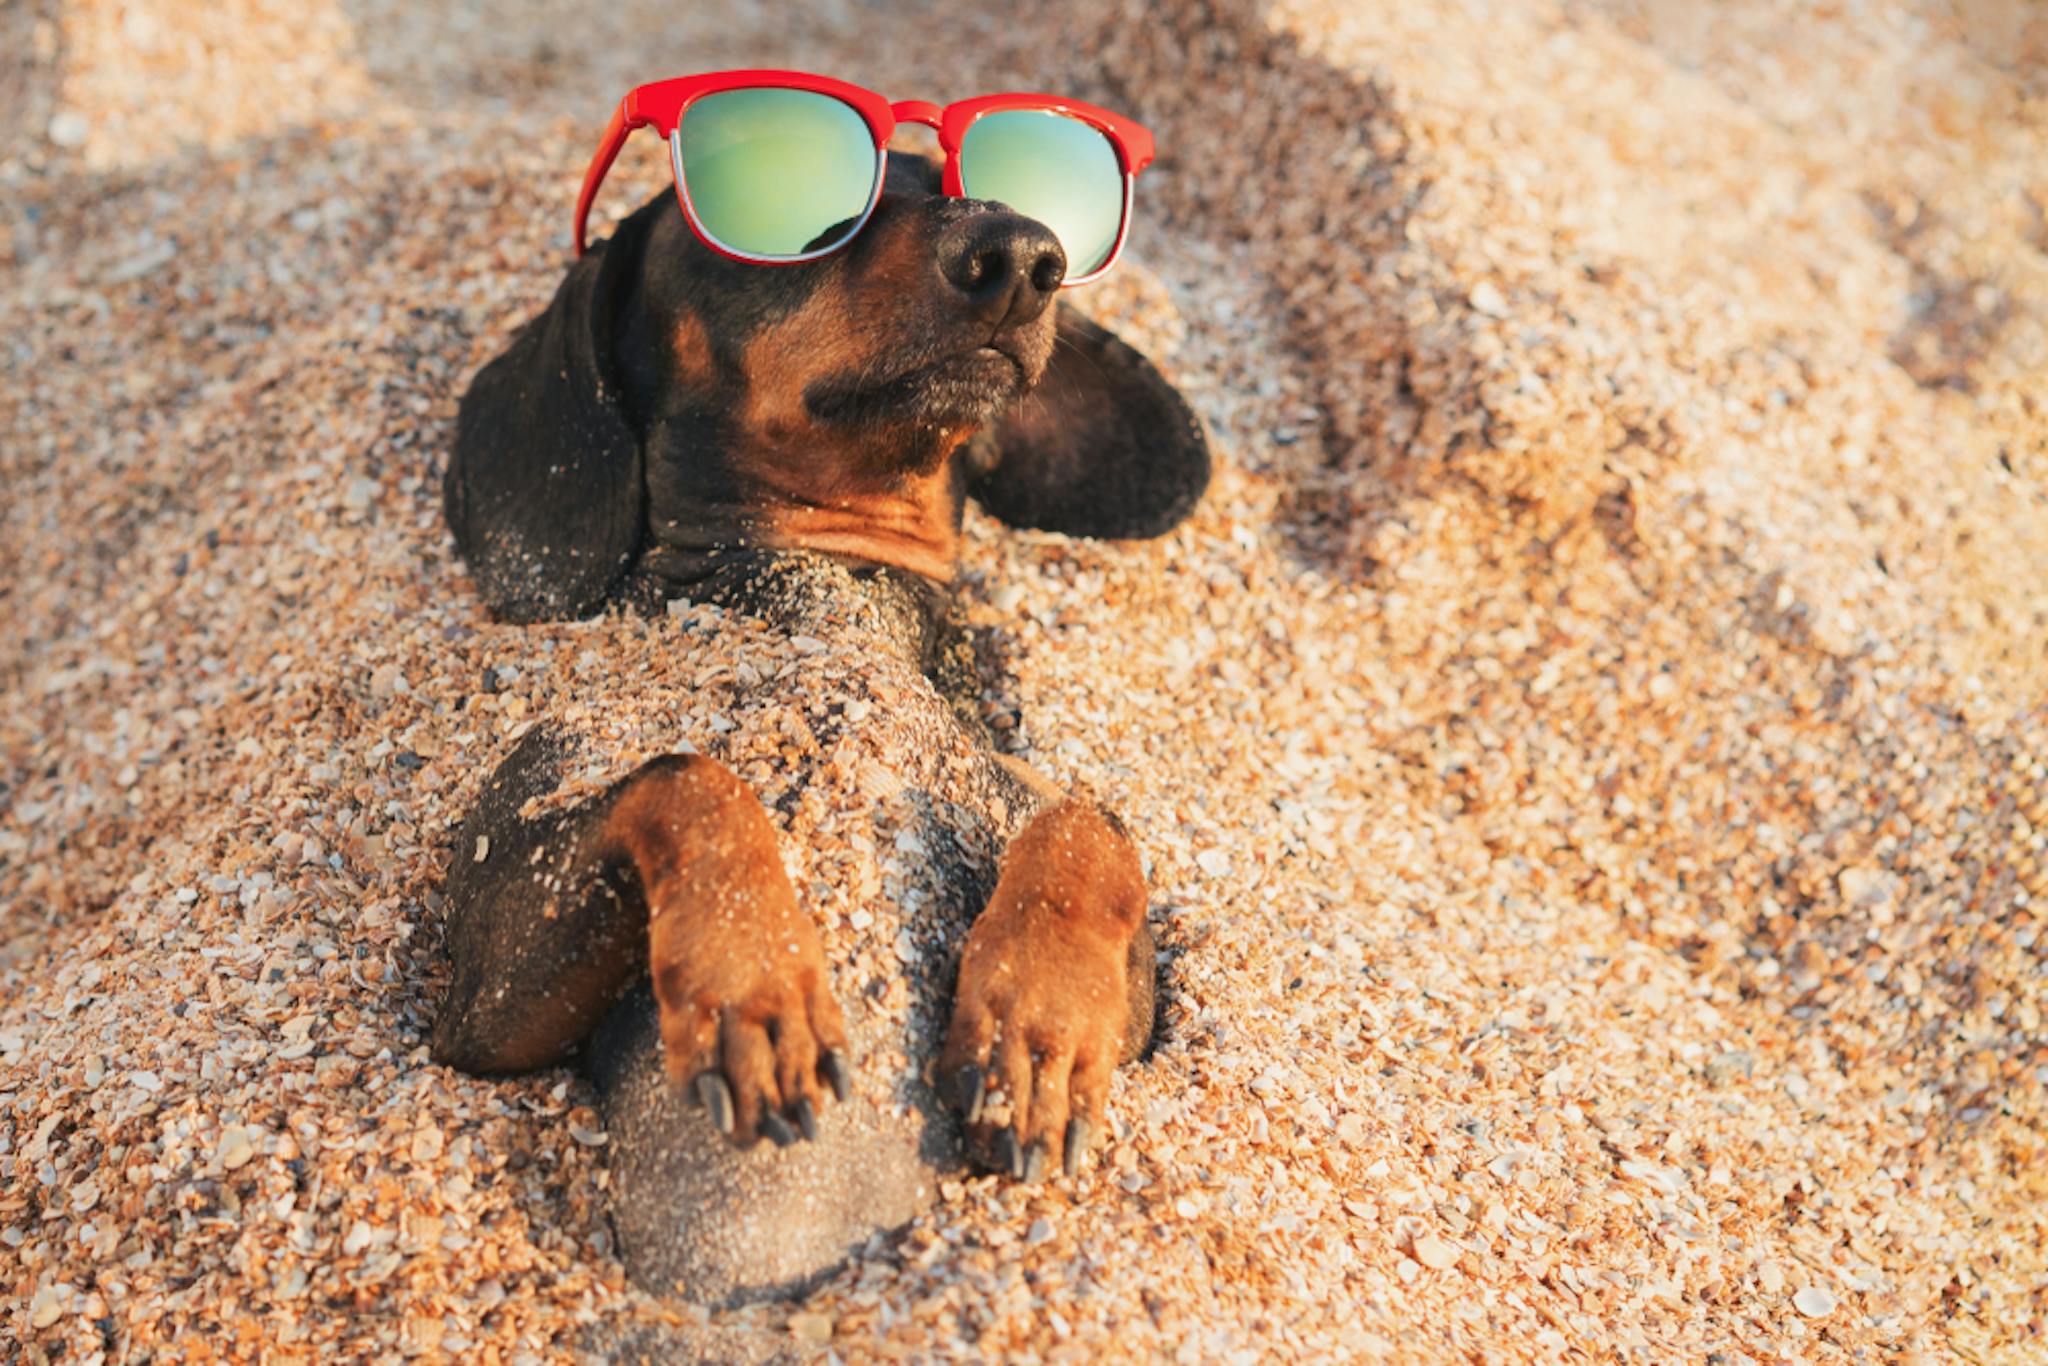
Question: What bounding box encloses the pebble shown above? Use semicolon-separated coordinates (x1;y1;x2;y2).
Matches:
1468;281;1510;317
29;1285;65;1329
46;111;89;149
1412;1233;1461;1270
1838;866;1899;920
788;1312;834;1342
568;1110;609;1146
218;1127;259;1171
1704;1051;1755;1088
1793;1285;1838;1318
103;241;178;286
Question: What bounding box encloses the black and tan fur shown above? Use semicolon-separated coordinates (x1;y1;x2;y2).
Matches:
431;151;1208;1296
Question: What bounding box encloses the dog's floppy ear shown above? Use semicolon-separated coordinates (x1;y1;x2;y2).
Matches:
966;307;1210;540
444;207;657;621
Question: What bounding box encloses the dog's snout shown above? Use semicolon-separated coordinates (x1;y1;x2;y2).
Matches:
936;212;1065;329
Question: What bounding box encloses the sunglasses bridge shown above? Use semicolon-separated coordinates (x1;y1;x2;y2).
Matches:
889;100;945;132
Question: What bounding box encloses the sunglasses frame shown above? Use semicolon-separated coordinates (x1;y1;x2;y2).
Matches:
574;70;1156;285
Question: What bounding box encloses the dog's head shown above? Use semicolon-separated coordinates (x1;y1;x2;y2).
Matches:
445;153;1209;621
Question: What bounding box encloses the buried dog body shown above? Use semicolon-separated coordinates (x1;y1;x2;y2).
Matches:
428;147;1210;1297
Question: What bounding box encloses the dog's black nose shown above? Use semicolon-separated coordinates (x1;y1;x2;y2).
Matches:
936;212;1065;329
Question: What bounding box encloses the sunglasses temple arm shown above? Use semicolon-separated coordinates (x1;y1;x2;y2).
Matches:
573;99;636;258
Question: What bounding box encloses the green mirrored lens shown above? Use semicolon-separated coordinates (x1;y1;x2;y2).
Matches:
960;110;1124;277
676;88;879;258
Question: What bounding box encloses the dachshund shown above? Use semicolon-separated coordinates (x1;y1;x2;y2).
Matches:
428;148;1209;1299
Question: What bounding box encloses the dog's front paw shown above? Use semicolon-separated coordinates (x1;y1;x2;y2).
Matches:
940;919;1129;1181
937;800;1148;1181
613;755;852;1148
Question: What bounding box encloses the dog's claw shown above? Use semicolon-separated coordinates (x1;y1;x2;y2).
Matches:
761;1111;798;1148
995;1127;1022;1179
694;1072;735;1136
953;1064;986;1124
820;1050;851;1105
1022;1140;1049;1184
795;1097;819;1142
1064;1118;1093;1177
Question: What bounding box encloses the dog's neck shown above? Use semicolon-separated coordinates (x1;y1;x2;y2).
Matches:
634;471;962;589
742;459;963;584
636;410;971;589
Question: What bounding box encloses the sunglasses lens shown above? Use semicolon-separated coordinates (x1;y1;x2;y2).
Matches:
960;110;1126;278
675;88;880;259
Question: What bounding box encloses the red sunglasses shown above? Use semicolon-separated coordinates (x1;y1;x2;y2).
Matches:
575;70;1156;286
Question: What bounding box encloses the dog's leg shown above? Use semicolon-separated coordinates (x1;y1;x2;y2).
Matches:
606;755;850;1147
433;735;849;1145
431;727;654;1074
938;798;1155;1182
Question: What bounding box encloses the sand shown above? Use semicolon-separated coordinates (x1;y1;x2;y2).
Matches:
4;0;2046;1359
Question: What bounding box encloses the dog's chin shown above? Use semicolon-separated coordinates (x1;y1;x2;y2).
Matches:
904;347;1035;424
806;347;1031;432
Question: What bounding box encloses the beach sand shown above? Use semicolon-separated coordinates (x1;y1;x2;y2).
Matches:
4;0;2046;1358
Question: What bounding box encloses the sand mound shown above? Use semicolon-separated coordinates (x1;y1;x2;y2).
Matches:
4;0;2045;1358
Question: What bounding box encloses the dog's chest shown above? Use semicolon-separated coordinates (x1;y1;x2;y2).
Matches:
498;552;1030;911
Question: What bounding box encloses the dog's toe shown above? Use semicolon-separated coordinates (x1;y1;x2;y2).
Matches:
951;1063;987;1124
820;1050;852;1105
1063;1116;1095;1178
692;1071;737;1135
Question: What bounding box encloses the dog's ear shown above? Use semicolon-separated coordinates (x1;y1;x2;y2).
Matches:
444;207;658;621
966;307;1210;540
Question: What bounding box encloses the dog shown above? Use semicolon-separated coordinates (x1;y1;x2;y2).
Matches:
429;148;1209;1299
